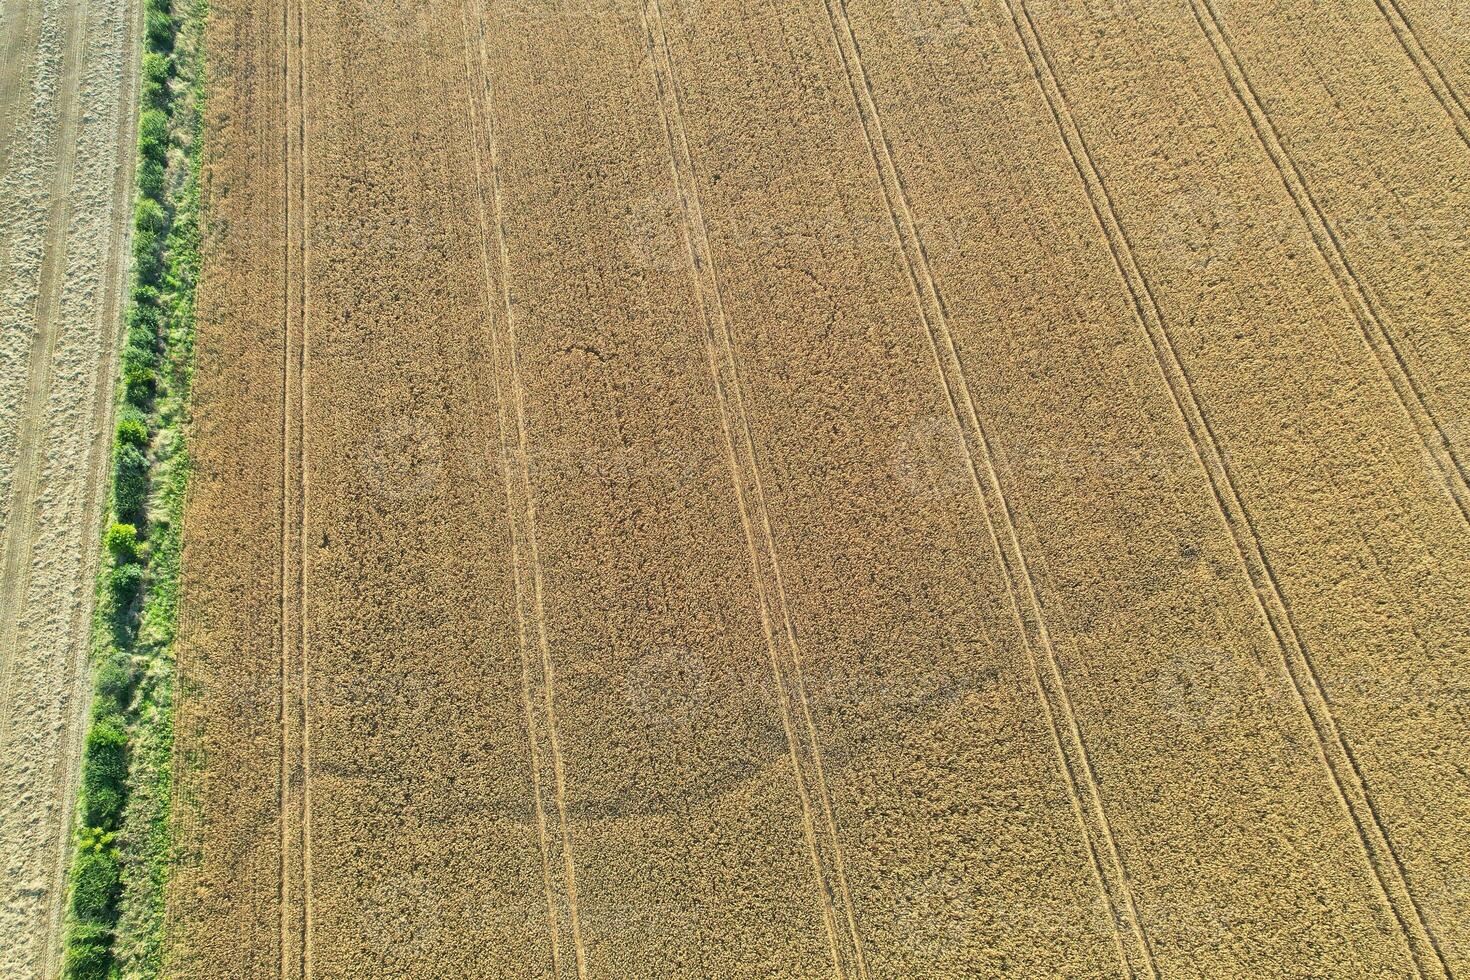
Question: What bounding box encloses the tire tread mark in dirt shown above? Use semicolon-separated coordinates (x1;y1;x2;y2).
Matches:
1369;0;1470;150
1192;0;1470;530
460;4;589;976
279;0;311;975
1007;2;1451;977
0;0;40;178
0;0;42;279
639;2;868;976
39;0;143;973
1186;4;1457;975
816;2;1158;976
0;0;90;766
459;3;586;976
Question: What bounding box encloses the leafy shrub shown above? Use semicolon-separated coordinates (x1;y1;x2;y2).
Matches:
144;9;174;52
104;524;139;563
79;720;127;826
82;721;128;792
123;365;157;409
135;198;166;237
130;283;161;313
133;228;163;287
81;786;123;829
108;562;144;611
141;52;170;109
68;849;120;925
116;402;148;432
137;158;165;201
138;110;169;165
113;444;148;520
93;657;134;717
126;292;162;350
121;339;158;384
62;923;111;980
115;416;149;450
125;324;158;360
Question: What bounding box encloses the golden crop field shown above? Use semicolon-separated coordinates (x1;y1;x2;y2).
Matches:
164;0;1470;977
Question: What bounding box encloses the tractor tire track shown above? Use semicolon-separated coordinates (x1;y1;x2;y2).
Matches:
0;0;87;768
459;2;585;975
0;0;43;288
1008;1;1451;976
278;0;310;975
0;0;41;234
816;1;1159;975
1370;0;1470;151
639;2;868;976
461;4;589;975
1191;0;1470;532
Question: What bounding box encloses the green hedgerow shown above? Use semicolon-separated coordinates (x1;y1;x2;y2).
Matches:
138;110;169;165
81;786;123;829
137;158;165;201
67;849;120;925
79;719;127;826
92;657;134;718
129;283;161;312
144;9;174;52
141;52;170;110
115;416;149;450
123;365;157;409
81;720;128;792
116;402;148;431
61;922;111;980
126;292;162;347
121;340;158;382
104;523;139;562
107;562;144;617
113;444;148;521
132;228;163;288
135;198;167;237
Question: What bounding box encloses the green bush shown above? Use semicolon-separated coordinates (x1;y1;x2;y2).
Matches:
93;658;134;717
125;328;158;364
115;416;149;450
82;720;128;791
123;365;157;409
81;786;123;829
138;110;169;165
126;292;162;349
68;849;120;925
78;720;127;827
137;158;165;201
135;198;166;237
104;524;139;562
144;9;174;52
129;283;161;313
61;923;111;980
133;228;163;287
141;52;170;109
113;444;148;520
108;562;144;612
121;338;158;382
116;403;148;432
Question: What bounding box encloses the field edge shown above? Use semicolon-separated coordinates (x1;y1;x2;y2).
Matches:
58;0;205;976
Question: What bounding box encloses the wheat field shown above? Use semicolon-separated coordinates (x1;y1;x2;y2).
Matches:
166;0;1470;977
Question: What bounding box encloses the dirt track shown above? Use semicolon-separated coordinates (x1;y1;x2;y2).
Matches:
170;0;1470;977
0;0;139;975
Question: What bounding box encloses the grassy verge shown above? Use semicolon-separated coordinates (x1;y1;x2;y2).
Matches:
61;0;204;976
